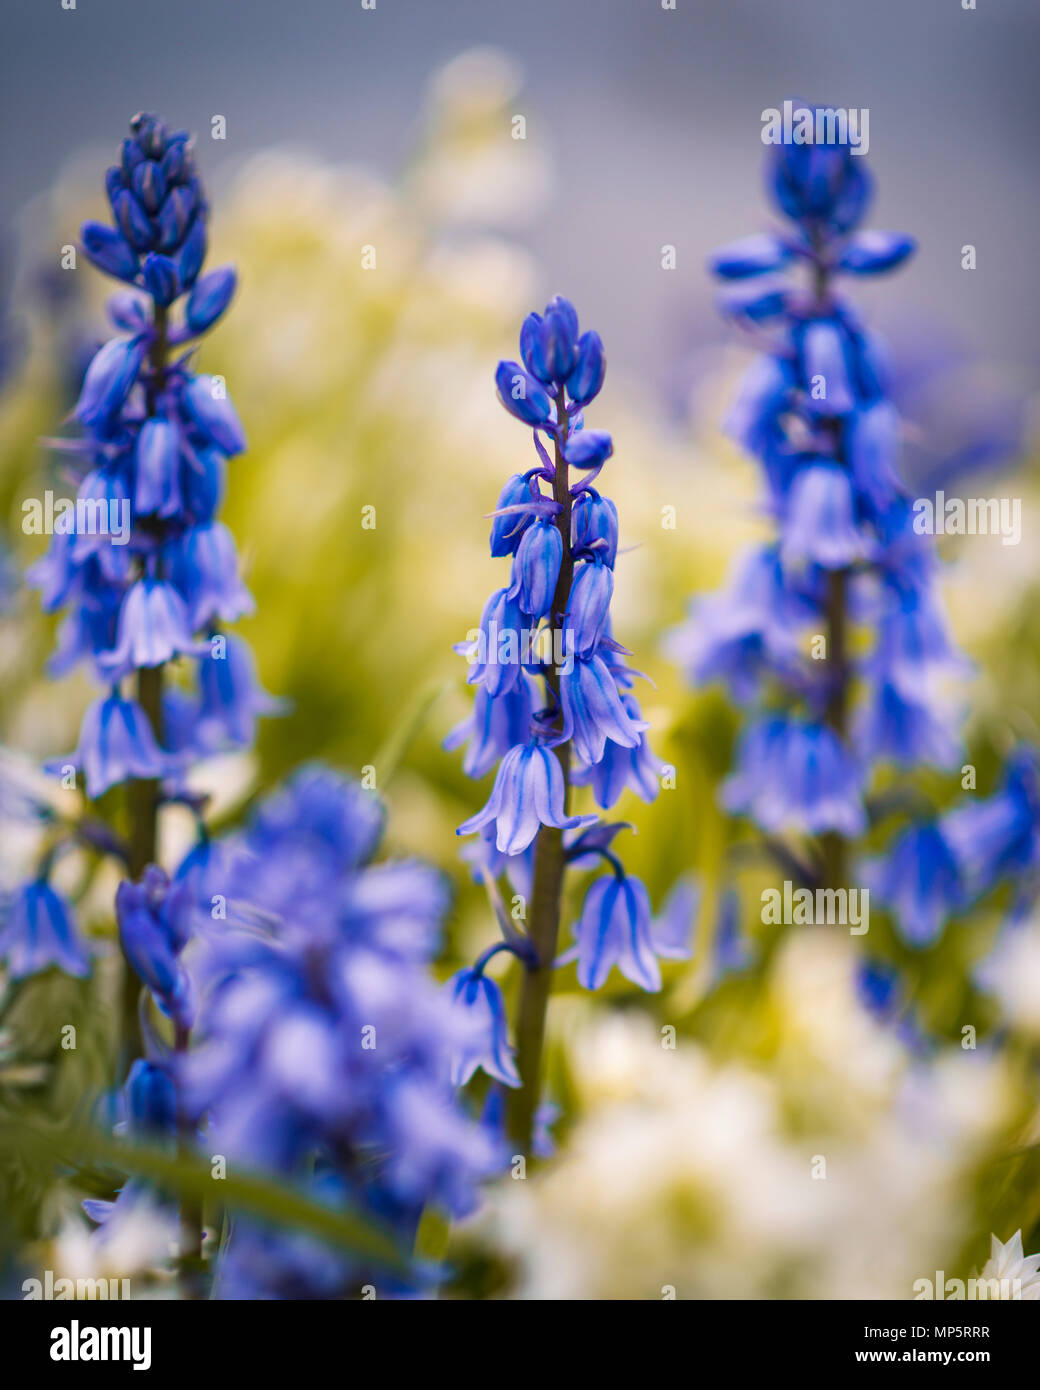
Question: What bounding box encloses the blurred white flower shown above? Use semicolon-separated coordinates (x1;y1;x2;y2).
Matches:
979;1230;1040;1300
977;915;1040;1038
484;933;1017;1300
51;1193;177;1290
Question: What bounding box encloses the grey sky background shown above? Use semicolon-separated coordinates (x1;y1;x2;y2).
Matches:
4;0;1039;388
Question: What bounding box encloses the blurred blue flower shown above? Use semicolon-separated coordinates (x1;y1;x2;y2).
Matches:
865;822;965;948
723;714;865;836
116;866;194;1028
180;769;500;1295
47;692;167;800
444;968;520;1089
571;872;661;992
0;880;90;980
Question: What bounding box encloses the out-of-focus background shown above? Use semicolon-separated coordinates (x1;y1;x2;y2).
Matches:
2;0;1040;1299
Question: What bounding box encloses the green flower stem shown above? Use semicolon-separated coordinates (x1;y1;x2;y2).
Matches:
121;303;169;1067
507;390;573;1154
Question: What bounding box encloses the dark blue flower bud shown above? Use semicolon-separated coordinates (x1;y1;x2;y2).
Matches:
157;185;197;253
711;233;792;279
80;221;139;282
542;295;580;382
130;111;168;160
519;312;552;383
717;279;788;322
124;1058;177;1140
495;359;554;425
131;159;166;215
142;252;179;306
74;336;146;431
186;265;236;334
104;166;126;205
113;189;153;252
121;137;145;179
572;492;619;567
489;473;535;557
839;231;916;275
565;330;605;405
161;134;191;186
507;517;562;620
564;429;613;469
176;216;206;289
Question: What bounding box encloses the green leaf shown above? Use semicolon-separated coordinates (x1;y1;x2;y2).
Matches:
7;1122;411;1274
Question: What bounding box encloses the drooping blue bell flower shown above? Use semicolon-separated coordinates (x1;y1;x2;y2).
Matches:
443;968;521;1089
47;692;168;799
457;742;596;855
559;654;648;767
0;879;90;980
507;518;563;621
571;872;661;992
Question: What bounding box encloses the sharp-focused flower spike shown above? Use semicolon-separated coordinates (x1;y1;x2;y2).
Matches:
455;297;669;1158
